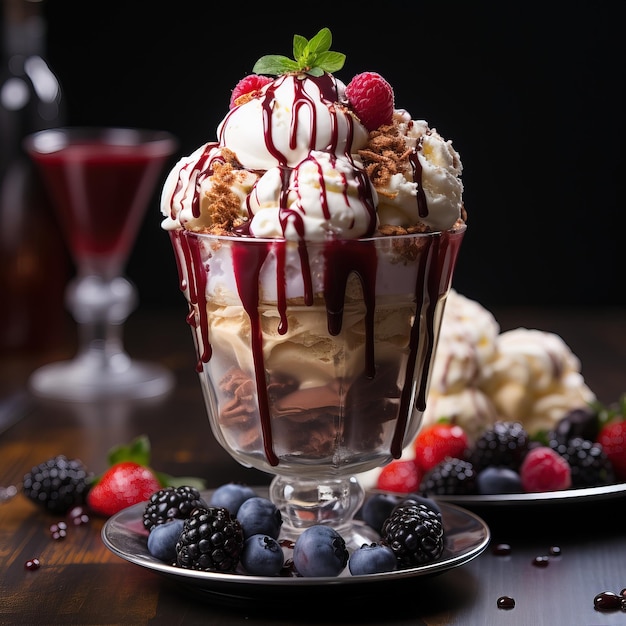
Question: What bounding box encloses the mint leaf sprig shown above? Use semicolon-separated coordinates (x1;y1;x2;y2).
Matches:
252;27;345;77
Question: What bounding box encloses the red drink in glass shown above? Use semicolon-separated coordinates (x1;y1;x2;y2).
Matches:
28;129;175;276
23;127;178;401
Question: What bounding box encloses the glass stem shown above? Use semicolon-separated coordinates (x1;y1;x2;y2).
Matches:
269;475;378;549
66;274;137;371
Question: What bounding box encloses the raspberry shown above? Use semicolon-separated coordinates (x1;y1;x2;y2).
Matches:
229;74;272;108
376;459;422;493
345;71;394;131
519;446;572;492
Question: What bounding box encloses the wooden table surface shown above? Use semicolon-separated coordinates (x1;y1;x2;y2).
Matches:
0;305;625;626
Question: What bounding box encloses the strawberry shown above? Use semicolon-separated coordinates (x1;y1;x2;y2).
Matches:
519;446;572;493
413;422;469;472
229;74;272;108
597;420;626;481
345;71;394;131
86;461;161;517
376;459;422;493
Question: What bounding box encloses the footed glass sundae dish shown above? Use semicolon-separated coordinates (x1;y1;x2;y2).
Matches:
161;29;466;547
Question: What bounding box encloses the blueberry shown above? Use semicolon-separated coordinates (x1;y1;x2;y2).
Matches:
293;525;348;577
477;466;523;494
240;534;284;576
209;483;256;515
349;542;397;575
236;496;283;539
360;493;402;534
147;518;184;562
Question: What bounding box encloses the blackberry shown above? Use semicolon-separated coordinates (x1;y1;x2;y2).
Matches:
552;407;600;444
175;506;244;572
549;437;616;487
22;455;92;514
142;485;207;532
419;457;477;495
381;502;444;567
467;421;530;471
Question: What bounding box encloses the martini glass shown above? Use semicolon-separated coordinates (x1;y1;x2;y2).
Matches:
168;225;466;548
24;127;178;401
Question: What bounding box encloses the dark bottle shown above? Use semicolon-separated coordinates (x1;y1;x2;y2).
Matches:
0;0;70;353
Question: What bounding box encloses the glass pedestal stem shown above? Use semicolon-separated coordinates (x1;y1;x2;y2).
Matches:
29;273;174;401
68;273;137;372
269;475;379;549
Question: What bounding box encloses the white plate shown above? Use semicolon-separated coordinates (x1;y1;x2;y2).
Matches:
102;489;490;606
431;482;626;507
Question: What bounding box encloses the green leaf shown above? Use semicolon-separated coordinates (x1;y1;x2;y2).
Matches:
156;472;206;490
307;27;332;55
107;434;151;467
314;51;346;74
253;55;298;76
293;34;308;59
253;27;345;77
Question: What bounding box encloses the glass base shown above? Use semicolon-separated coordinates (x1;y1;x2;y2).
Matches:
29;353;175;402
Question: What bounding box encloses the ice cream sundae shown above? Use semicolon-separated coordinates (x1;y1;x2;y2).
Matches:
160;26;466;528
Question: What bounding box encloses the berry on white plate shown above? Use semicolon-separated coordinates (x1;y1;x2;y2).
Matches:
519;447;571;493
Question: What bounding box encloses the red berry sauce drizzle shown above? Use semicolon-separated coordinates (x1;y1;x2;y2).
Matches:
166;74;464;467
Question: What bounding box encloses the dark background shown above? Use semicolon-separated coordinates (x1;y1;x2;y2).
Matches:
38;1;624;310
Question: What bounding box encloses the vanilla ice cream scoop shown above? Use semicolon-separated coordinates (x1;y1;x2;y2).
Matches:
247;151;377;240
218;73;369;171
359;110;464;233
421;290;501;442
420;295;596;441
161;144;258;233
484;328;596;435
429;290;500;395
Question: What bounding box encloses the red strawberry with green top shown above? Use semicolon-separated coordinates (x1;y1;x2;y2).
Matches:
413;422;469;472
86;461;162;517
345;71;394;131
376;459;422;493
597;420;626;481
